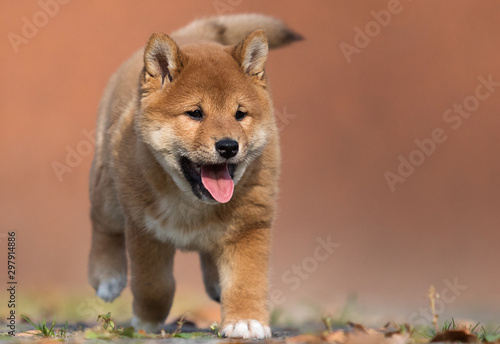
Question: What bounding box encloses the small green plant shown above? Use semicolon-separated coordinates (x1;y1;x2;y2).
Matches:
97;312;115;331
440;319;482;337
480;327;500;342
21;314;56;337
477;325;500;342
469;323;500;342
414;318;500;343
86;313;150;340
57;321;69;338
322;314;334;332
210;321;222;338
337;293;359;325
172;312;189;336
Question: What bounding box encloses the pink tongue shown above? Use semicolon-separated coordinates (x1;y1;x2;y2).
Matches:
201;164;234;203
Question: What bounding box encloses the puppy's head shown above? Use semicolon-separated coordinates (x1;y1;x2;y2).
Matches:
137;30;275;204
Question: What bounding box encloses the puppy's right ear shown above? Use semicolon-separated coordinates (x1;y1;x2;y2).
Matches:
143;33;184;90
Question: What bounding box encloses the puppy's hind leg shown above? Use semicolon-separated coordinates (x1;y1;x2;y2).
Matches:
200;252;221;303
88;213;128;303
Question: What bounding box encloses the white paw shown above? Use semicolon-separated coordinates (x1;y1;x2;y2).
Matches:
222;319;271;339
131;317;162;333
96;277;126;302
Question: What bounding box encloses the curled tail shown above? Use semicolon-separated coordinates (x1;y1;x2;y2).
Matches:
171;13;303;49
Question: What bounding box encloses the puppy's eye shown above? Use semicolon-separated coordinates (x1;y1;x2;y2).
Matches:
235;110;247;121
186;109;203;121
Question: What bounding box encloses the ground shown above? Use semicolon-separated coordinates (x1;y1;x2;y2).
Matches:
1;291;498;343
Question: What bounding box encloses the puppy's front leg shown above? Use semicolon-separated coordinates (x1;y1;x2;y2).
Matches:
126;223;176;333
219;228;271;339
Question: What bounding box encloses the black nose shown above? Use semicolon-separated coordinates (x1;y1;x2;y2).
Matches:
216;139;239;159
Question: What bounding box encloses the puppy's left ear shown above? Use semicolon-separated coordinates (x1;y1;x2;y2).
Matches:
233;29;269;81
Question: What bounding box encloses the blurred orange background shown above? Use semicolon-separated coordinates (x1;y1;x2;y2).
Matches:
1;0;499;325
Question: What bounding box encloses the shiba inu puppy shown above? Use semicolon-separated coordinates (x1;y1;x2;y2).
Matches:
88;14;301;339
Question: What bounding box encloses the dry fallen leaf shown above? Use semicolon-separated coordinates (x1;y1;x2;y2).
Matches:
288;322;412;344
348;321;384;337
386;333;411;344
429;328;478;343
324;330;348;343
286;334;324;344
347;322;412;344
347;322;369;333
382;323;411;338
286;330;349;344
346;332;391;344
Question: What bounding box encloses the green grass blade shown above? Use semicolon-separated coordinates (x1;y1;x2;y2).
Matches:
49;319;56;335
21;315;41;332
470;322;480;333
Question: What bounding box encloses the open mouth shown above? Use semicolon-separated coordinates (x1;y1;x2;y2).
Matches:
180;157;237;203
